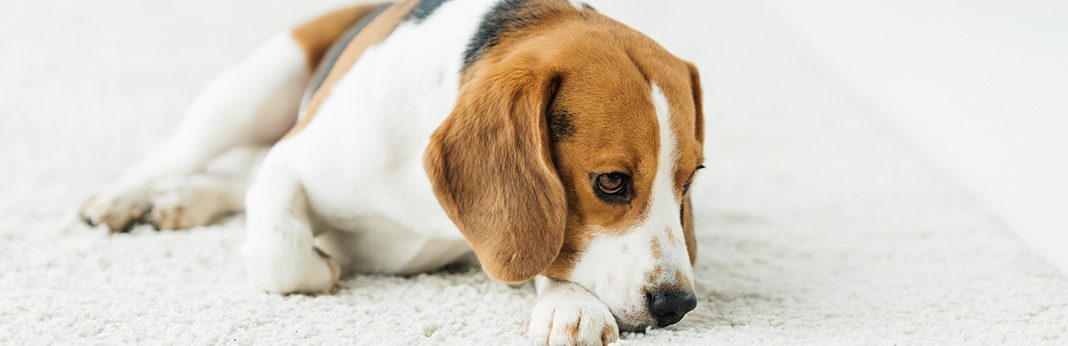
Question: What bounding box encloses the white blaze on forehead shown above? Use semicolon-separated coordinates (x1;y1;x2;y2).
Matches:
648;83;691;275
651;84;678;211
564;84;694;328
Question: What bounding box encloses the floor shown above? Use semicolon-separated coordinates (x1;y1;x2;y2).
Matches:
752;0;1068;274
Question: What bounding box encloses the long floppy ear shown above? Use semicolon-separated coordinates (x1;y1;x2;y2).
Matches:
683;62;704;265
424;66;565;283
687;62;705;146
682;195;697;265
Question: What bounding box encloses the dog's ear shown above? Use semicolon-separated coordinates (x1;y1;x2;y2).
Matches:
424;65;566;283
682;195;697;265
687;61;704;146
684;62;703;265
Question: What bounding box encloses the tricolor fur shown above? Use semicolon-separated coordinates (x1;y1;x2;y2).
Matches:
79;0;705;343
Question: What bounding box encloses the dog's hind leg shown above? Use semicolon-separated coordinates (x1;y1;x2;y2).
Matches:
80;4;393;232
139;148;265;230
80;29;318;232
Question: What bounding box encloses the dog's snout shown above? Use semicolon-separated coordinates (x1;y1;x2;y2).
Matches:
646;290;697;327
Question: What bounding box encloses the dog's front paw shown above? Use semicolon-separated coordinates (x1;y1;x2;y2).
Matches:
241;236;340;295
529;283;620;346
79;188;150;232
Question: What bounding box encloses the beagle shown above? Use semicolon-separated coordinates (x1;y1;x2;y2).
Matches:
79;0;705;343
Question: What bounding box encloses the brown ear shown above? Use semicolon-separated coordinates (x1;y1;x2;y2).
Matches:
684;62;703;265
682;195;697;265
687;62;705;145
424;66;566;283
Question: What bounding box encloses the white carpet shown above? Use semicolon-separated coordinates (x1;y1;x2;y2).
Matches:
2;0;1066;344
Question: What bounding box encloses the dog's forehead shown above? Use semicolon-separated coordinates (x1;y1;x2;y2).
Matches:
553;68;657;155
553;56;699;186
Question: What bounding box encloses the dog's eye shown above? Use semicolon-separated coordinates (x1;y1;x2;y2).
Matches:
593;173;631;203
597;174;625;194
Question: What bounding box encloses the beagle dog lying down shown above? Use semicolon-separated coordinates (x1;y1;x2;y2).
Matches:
80;0;704;343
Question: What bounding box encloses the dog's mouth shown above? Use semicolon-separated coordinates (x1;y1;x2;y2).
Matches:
617;321;654;333
617;317;662;333
609;307;657;333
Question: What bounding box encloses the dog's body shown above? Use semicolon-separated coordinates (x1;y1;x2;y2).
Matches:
80;1;704;343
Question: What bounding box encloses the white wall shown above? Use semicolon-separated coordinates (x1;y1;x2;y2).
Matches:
751;0;1068;271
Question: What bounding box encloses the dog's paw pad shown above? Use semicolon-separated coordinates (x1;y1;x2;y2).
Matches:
79;190;150;232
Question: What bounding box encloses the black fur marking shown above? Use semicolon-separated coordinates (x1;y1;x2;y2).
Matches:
549;110;574;141
679;202;685;227
463;0;533;70
545;75;573;142
406;0;451;22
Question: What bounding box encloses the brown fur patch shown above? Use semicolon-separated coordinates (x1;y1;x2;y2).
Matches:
675;271;694;291
642;269;694;297
287;0;419;137
291;4;385;71
601;323;617;344
650;237;663;260
568;310;582;339
682;195;698;264
645;266;664;284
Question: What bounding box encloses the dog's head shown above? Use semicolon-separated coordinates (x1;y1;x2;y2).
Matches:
424;4;703;331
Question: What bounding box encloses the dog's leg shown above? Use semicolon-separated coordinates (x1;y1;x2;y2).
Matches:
240;154;339;294
142;148;265;230
529;276;620;345
143;174;246;230
80;32;310;232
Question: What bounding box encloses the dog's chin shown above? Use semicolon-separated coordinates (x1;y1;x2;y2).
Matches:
611;310;656;333
616;320;654;333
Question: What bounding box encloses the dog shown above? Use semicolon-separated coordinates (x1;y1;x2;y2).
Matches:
79;0;705;343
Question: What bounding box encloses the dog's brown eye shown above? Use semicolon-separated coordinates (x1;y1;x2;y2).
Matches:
592;173;631;204
597;174;625;194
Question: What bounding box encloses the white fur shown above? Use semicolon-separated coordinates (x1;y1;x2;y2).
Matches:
529;276;619;345
565;84;695;330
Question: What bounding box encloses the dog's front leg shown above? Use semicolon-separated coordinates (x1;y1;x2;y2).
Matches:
240;157;339;294
529;276;620;345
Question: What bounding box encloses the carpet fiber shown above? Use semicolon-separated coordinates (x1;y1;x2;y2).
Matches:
2;0;1066;344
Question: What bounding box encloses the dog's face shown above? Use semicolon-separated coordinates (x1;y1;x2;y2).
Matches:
541;51;704;331
425;12;703;331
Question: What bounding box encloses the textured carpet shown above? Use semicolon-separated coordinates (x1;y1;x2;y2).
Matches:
2;0;1066;344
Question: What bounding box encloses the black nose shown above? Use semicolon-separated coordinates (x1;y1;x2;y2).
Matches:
647;291;697;327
